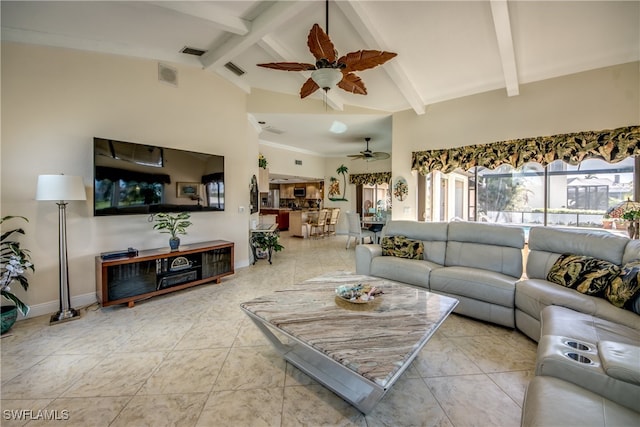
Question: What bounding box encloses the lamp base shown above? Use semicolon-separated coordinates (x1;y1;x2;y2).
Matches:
50;308;81;325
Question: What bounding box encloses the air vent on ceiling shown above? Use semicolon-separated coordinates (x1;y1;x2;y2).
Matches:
224;61;246;76
180;46;207;56
295;160;303;165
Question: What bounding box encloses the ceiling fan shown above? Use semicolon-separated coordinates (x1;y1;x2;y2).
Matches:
257;0;397;98
348;138;390;162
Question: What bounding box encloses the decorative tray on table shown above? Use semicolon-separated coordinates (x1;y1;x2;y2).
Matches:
335;284;384;304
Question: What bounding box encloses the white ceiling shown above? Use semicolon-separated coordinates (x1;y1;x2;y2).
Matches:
2;1;639;158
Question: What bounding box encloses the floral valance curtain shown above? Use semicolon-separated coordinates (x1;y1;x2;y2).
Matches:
349;172;392;186
412;125;640;175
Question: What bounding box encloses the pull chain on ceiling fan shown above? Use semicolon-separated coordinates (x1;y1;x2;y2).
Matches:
348;138;390;162
257;0;397;98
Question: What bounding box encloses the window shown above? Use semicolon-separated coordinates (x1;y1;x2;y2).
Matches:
418;155;636;229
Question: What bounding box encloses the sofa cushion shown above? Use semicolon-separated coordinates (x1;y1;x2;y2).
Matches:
370;256;440;289
521;376;640;427
429;266;516;307
605;260;640;311
380;235;424;260
383;221;448;265
539;305;640;347
546;254;620;295
445;222;524;279
527;227;629;280
515;279;640;330
598;341;640;386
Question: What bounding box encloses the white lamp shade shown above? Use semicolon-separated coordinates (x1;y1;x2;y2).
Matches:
311;68;343;90
36;175;86;201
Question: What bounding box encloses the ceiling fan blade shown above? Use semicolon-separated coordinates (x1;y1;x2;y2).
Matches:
300;78;320;98
347;154;363;158
307;23;337;62
372;152;390;160
337;72;367;95
338;50;398;72
257;62;316;71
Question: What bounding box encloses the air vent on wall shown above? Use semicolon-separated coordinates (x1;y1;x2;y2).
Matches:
295;160;302;165
180;46;207;56
158;63;178;87
224;61;246;76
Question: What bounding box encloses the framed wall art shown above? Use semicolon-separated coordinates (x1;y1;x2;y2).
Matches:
176;182;200;198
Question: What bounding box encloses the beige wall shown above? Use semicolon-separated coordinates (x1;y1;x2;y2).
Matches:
392;62;640;220
257;143;325;179
324;157;392;234
2;41;637;318
1;42;253;316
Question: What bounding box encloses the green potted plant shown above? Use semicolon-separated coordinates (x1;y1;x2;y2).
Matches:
1;216;34;333
153;212;192;250
250;232;284;264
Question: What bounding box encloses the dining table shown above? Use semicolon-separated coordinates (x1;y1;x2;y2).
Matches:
362;217;386;243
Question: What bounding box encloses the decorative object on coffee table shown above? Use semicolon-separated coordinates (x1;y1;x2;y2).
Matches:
152;212;192;250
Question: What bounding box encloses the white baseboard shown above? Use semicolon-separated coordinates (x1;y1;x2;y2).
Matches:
18;292;98;321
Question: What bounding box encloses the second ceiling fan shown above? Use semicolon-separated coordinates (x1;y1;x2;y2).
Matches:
257;0;397;98
348;138;390;162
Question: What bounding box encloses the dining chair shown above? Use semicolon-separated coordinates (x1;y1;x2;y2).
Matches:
309;209;329;238
326;208;340;236
345;211;375;249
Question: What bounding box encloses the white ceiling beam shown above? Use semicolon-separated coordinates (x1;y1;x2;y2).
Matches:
490;0;520;97
336;0;426;115
148;1;250;35
259;35;344;111
199;0;312;70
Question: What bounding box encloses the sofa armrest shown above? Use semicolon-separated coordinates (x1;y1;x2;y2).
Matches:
356;244;382;275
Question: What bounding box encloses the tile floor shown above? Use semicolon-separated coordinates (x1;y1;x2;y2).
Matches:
1;232;537;426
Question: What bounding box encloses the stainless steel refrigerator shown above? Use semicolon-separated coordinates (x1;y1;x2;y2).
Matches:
268;189;280;208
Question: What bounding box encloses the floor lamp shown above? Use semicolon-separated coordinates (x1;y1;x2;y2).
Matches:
36;174;86;324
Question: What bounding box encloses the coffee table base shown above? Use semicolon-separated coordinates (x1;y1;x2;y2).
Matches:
246;315;386;414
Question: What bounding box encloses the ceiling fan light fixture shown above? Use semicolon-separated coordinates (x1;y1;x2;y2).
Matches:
311;68;342;91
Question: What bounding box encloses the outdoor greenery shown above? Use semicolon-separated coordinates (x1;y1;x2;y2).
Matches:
1;216;34;316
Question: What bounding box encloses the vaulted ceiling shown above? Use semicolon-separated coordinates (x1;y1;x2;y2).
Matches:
2;1;638;157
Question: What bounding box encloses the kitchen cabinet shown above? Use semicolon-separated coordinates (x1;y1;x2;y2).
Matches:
306;183;322;200
280;184;295;199
260;209;289;231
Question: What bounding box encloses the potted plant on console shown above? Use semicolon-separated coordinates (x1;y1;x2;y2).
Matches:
251;231;284;265
1;216;34;333
153;212;192;250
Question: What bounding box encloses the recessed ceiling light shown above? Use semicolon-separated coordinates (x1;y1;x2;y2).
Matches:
329;120;347;134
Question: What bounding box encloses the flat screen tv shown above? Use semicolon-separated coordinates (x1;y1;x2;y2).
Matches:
93;137;224;216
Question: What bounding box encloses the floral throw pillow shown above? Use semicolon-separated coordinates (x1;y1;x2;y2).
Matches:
605;260;640;312
547;254;621;296
381;235;424;260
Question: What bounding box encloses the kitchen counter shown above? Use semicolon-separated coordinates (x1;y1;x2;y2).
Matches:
260;209;289;230
289;210;311;238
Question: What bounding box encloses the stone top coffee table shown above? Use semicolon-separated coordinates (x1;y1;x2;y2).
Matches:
240;272;458;414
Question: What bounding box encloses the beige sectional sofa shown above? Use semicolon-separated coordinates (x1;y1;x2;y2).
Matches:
355;220;640;426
